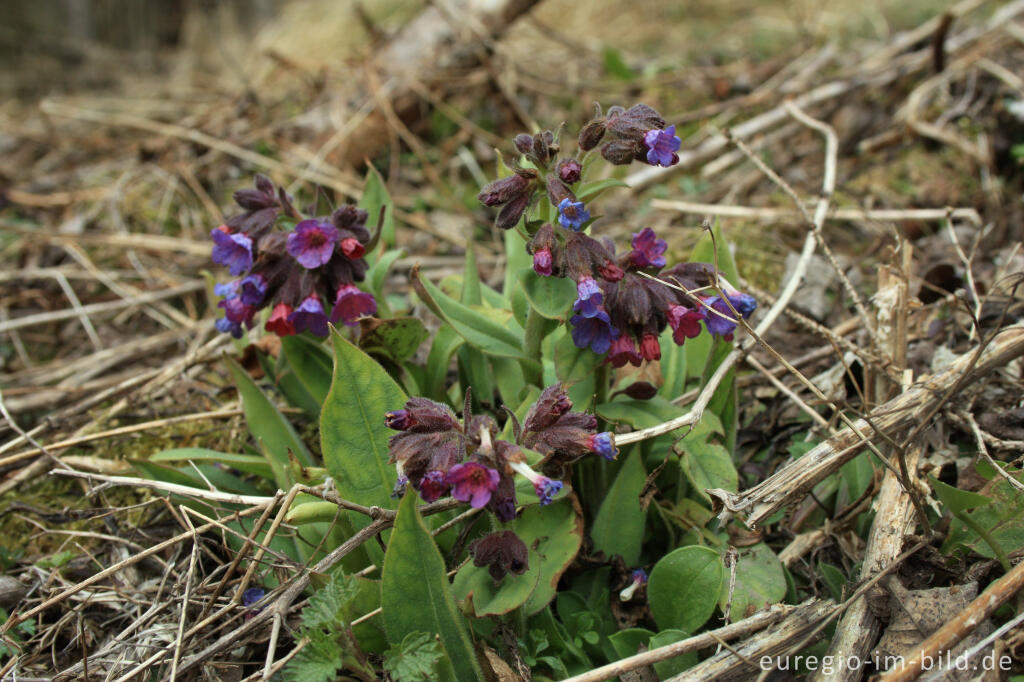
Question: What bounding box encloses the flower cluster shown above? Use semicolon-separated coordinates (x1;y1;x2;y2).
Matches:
578;103;681;168
477;103;679;233
385;384;616;520
209;175;377;338
529;221;757;363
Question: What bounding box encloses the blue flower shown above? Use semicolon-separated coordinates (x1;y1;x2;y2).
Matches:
643;125;681;167
211;227;253;276
238;274;268;306
587;432;618;460
573;277;604;317
288;295;330;337
557;197;591;231
570;309;619;354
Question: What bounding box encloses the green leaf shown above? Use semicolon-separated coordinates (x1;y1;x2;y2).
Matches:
452;549;542;617
424;324;462;401
648;546;724;633
591;450;646;564
281;335;334;406
657;324;688;400
649;629;697;678
553;330;598;409
226;356;313;472
818;562;847;602
382;493;484;682
518;268;577;320
520;498;585;615
360;317;429;364
321;329;407;511
490;355;527;409
931;477;992;514
286;501;344;526
415;272;528;360
148;448;273;480
596;396;686;430
576;177;629;202
719;543;786;620
359;164;395;251
301;570;360;630
284;629;343;682
608;628;655;659
676;430;738;503
384;632;445;682
941;470;1024;560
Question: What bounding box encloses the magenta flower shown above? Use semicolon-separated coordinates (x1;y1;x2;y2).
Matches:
417;470;451;503
557;197;591;231
445;462;500;508
570;309;619;354
339;237;365;260
211;227;253;276
639;333;661;361
330;284;377;326
288;295;330;337
667;305;705;345
643;125;681;167
287;220;339;269
265;303;296;336
607;334;642;368
629;227;667;269
533;247;553;276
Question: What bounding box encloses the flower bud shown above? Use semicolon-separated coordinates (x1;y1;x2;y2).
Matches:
578;119;606;151
600;140;639;165
478;174;530;207
514;134;534;155
557;159;582;184
495;191;532;230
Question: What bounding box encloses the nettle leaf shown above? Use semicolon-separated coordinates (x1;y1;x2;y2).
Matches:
518;268;577;320
384;632;445;682
301;571;360;630
281;335;334;406
591;449;646;565
382;493;483;682
321;329;406;511
359;163;396;252
360;317;429;364
284;630;343;682
648;546;724;633
718;543;786;620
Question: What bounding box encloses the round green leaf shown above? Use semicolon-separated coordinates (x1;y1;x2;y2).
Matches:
452;549;542;617
718;543;786;620
517;268;577;320
648;546;724;633
519;499;584;614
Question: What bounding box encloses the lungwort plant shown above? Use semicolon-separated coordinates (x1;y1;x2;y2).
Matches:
144;102;773;681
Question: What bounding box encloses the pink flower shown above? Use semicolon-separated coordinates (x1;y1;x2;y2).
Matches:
265;302;296;336
287;220;339;269
445;462;500;508
330;284;377;326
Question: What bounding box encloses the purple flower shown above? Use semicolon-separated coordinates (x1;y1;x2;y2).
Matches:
417;470;451;503
629;227;667;269
330;284;377;326
573;277;604;317
557;197;591;231
703;296;739;339
445;462;500;508
533;247;553;276
238;274;268;306
587;432;618;460
211;227;253;276
241;587;265;607
508;460;562;506
216;316;244;338
287;220;339;269
643;125;681;167
288;295;330;337
557;159;582;184
214;280;239;298
729;292;758;318
570;309;619;354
